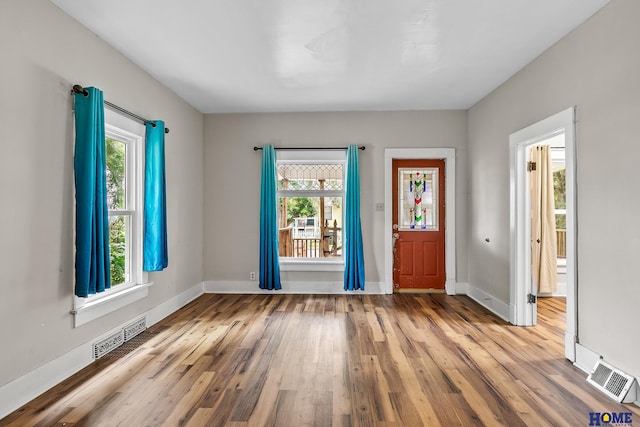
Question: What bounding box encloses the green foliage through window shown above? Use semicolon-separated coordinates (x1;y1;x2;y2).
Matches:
287;197;318;225
109;216;126;285
554;168;566;230
106;138;127;285
554;169;566;210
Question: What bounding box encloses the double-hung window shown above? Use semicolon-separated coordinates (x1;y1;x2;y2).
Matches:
73;109;148;326
105;127;142;287
276;150;345;270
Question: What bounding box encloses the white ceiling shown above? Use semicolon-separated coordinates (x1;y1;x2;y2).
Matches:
50;0;608;114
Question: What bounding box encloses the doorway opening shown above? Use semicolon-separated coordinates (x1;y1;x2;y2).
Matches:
533;136;567;299
509;107;577;361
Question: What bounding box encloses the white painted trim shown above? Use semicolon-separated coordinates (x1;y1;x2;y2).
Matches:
509;107;577;362
145;283;204;326
279;260;344;272
73;283;152;327
574;342;600;374
203;280;385;294
454;281;469;295
0;340;93;421
565;331;577;363
465;284;510;322
384;148;456;295
0;282;205;420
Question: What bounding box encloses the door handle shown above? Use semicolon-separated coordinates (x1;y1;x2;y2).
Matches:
392;232;400;248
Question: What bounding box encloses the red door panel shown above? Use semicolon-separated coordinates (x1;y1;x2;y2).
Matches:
398;241;416;276
422;241;439;276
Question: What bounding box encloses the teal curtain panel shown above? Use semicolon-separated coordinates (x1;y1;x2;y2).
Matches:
143;121;168;271
73;87;111;297
259;145;282;290
343;144;365;290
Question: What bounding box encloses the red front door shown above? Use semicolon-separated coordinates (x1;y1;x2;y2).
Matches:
392;159;446;292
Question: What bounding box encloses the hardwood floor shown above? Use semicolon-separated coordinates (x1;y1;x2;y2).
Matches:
2;294;638;426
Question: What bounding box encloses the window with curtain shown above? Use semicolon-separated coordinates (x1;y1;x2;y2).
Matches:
73;108;148;326
276;150;345;264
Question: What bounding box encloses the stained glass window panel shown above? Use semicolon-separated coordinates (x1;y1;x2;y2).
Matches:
398;168;438;230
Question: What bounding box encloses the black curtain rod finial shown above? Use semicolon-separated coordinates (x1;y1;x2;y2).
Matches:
72;84;88;97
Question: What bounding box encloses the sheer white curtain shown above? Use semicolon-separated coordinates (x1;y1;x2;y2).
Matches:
530;145;557;294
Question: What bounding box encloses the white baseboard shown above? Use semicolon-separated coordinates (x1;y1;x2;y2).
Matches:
454;282;469;295
0;282;205;420
0;340;94;421
464;284;510;322
574;342;600;374
146;282;204;326
203;280;385;294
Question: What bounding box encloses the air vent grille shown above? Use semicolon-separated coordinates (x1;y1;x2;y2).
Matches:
587;359;636;403
123;317;146;342
590;363;612;387
93;331;124;359
606;372;629;397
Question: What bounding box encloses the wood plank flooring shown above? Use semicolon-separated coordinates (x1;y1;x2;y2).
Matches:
2;294;638;426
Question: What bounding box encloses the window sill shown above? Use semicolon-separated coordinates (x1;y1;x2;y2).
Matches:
279;259;344;272
72;282;153;327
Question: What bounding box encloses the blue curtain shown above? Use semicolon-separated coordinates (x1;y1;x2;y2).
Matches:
259;145;282;290
74;87;110;297
144;121;168;271
344;144;365;291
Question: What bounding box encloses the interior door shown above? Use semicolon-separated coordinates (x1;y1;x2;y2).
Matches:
392;159;446;292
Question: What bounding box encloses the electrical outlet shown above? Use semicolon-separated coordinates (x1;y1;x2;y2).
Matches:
375;203;384;211
250;272;256;281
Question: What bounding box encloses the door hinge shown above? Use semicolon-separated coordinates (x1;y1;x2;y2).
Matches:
527;161;537;172
527;293;537;304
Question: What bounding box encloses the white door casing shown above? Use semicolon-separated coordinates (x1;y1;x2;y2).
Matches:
509;107;577;361
384;148;456;295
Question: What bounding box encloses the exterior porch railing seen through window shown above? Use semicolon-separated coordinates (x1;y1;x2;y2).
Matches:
276;162;344;259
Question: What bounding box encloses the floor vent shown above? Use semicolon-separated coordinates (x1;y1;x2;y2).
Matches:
93;331;124;359
123;317;146;342
102;330;156;360
587;359;637;403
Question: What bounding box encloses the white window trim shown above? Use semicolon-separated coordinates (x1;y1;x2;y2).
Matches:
276;150;346;268
279;258;345;272
72;108;151;327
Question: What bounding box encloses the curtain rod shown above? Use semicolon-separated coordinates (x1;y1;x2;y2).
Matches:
253;145;365;151
72;85;170;134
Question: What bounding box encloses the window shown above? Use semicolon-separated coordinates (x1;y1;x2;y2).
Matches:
73;109;148;326
551;147;566;258
276;151;344;266
105;128;142;288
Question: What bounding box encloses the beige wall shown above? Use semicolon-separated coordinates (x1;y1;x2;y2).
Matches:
0;0;203;386
468;0;640;376
203;111;468;285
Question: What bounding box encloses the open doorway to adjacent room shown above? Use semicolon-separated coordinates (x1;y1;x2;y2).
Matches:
509;107;577;362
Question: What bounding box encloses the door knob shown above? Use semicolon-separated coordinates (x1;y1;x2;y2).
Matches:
392;224;398;230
